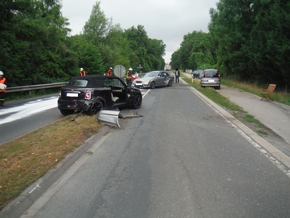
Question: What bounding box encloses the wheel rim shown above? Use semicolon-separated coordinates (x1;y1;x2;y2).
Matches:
90;100;103;114
134;95;142;108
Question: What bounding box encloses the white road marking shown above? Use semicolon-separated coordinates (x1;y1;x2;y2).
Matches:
0;97;58;125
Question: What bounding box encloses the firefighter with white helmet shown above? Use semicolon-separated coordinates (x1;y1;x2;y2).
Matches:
126;67;134;87
80;67;86;76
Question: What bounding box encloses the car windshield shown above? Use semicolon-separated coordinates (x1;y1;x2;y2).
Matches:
144;71;159;78
204;70;219;78
194;70;202;74
68;78;105;88
104;78;125;88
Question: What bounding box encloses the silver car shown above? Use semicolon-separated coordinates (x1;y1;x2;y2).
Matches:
200;69;221;90
132;71;174;89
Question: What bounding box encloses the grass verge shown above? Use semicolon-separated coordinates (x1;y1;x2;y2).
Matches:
221;78;290;106
0;115;102;210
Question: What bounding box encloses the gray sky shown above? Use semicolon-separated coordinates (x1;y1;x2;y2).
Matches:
61;0;218;63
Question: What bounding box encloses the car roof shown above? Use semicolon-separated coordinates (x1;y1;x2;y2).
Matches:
67;75;122;88
71;75;118;80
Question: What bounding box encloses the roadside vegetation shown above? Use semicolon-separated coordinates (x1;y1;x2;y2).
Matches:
1;1;165;87
171;1;290;93
0;115;102;210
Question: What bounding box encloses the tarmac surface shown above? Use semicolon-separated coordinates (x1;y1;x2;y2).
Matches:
182;73;290;162
1;74;290;218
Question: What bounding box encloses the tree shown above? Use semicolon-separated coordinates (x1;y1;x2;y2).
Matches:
83;1;112;43
209;0;290;88
124;25;165;71
171;31;215;71
69;35;105;75
0;0;73;85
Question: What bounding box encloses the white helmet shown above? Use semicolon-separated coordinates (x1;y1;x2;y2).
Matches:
129;68;133;71
110;67;113;70
80;68;83;71
0;71;3;76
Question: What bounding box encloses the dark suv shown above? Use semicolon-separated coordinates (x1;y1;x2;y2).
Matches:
58;75;142;115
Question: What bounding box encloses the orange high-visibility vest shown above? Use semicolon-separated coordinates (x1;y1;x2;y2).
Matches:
80;70;86;76
0;77;6;92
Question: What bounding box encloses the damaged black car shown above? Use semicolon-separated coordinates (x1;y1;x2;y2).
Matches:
58;75;142;116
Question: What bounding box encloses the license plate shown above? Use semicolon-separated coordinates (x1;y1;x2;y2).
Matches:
66;93;78;97
208;79;215;82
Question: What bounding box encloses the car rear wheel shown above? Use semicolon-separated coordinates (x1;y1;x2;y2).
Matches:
131;94;142;109
86;100;103;115
150;82;156;89
60;109;75;116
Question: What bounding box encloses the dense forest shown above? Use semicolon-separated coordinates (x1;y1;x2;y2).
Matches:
0;0;165;86
171;0;290;89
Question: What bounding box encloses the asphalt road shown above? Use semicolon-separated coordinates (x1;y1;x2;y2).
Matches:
15;83;290;218
0;95;62;145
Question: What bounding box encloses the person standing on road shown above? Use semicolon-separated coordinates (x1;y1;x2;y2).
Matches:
0;71;7;106
175;68;180;84
126;68;134;87
80;68;86;76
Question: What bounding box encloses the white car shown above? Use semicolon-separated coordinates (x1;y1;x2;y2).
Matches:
132;71;174;89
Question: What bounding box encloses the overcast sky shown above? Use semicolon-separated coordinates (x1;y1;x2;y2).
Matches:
61;0;218;63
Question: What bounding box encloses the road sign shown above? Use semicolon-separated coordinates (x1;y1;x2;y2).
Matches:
114;65;126;78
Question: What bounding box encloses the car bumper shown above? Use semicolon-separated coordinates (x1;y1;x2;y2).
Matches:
131;83;150;88
58;99;87;111
201;83;220;86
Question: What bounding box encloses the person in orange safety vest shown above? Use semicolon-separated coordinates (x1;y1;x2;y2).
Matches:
106;67;113;76
80;68;86;76
0;71;7;106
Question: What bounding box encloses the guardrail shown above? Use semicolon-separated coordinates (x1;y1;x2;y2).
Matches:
6;82;67;93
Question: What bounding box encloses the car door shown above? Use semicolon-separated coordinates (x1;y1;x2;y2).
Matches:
159;72;170;86
109;77;127;106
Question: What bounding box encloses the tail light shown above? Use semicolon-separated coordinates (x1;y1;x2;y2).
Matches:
85;91;92;100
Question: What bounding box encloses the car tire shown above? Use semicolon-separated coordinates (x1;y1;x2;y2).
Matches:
60;109;75;116
86;99;103;115
214;86;220;90
131;94;142;109
168;80;173;87
150;82;156;89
